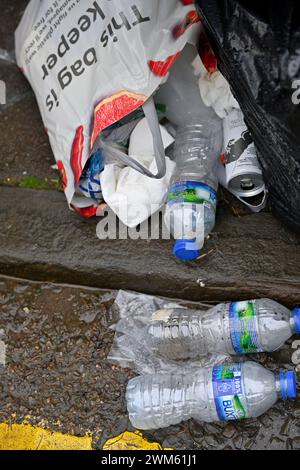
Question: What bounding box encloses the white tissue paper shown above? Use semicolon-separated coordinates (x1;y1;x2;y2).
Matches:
100;118;175;228
192;55;239;118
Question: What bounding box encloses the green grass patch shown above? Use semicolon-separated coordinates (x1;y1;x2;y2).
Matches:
0;176;63;191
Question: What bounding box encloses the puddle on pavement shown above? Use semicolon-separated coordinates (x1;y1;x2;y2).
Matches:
0;275;299;450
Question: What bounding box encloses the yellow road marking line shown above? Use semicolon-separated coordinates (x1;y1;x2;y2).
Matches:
0;423;169;451
0;423;92;450
103;431;172;450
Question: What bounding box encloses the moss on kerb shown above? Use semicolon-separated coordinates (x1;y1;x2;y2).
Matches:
0;175;62;191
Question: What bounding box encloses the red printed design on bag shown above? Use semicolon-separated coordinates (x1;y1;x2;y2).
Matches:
57;160;68;191
71;126;84;185
148;52;181;77
199;33;218;73
220;153;226;165
180;0;194;4
91;91;147;148
71;204;98;218
173;10;201;39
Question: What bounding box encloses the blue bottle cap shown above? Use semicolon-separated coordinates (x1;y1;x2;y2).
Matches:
293;308;300;334
279;371;297;400
173;239;200;261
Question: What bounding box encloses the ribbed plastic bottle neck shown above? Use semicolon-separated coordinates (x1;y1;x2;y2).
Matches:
275;371;297;400
291;308;300;334
290;315;296;334
175;121;211;147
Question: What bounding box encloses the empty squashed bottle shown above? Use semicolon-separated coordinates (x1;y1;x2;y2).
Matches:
145;299;300;359
126;362;297;430
156;44;222;260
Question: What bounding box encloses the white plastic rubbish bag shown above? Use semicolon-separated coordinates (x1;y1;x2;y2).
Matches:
100;118;175;228
15;0;201;217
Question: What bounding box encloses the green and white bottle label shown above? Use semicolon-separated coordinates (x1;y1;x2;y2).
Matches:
167;181;217;210
212;364;248;421
229;301;262;354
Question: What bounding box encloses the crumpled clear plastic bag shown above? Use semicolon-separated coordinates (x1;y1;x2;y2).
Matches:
108;290;230;374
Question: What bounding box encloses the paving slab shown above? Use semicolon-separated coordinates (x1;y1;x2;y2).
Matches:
1;186;300;305
0;0;28;54
0;60;32;107
0;2;57;183
0;59;58;181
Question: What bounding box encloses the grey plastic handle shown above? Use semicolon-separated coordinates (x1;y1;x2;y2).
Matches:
100;96;166;179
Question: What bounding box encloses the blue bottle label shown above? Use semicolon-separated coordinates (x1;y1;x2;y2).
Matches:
212;364;248;421
167;181;217;210
78;150;103;201
229;301;262;354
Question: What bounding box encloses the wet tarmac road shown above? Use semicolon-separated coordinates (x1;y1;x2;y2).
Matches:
0;275;299;450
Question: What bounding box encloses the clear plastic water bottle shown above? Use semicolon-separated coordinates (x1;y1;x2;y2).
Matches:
126;362;297;430
156;44;222;260
145;299;300;359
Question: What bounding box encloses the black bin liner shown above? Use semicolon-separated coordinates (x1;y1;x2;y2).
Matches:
195;0;300;232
